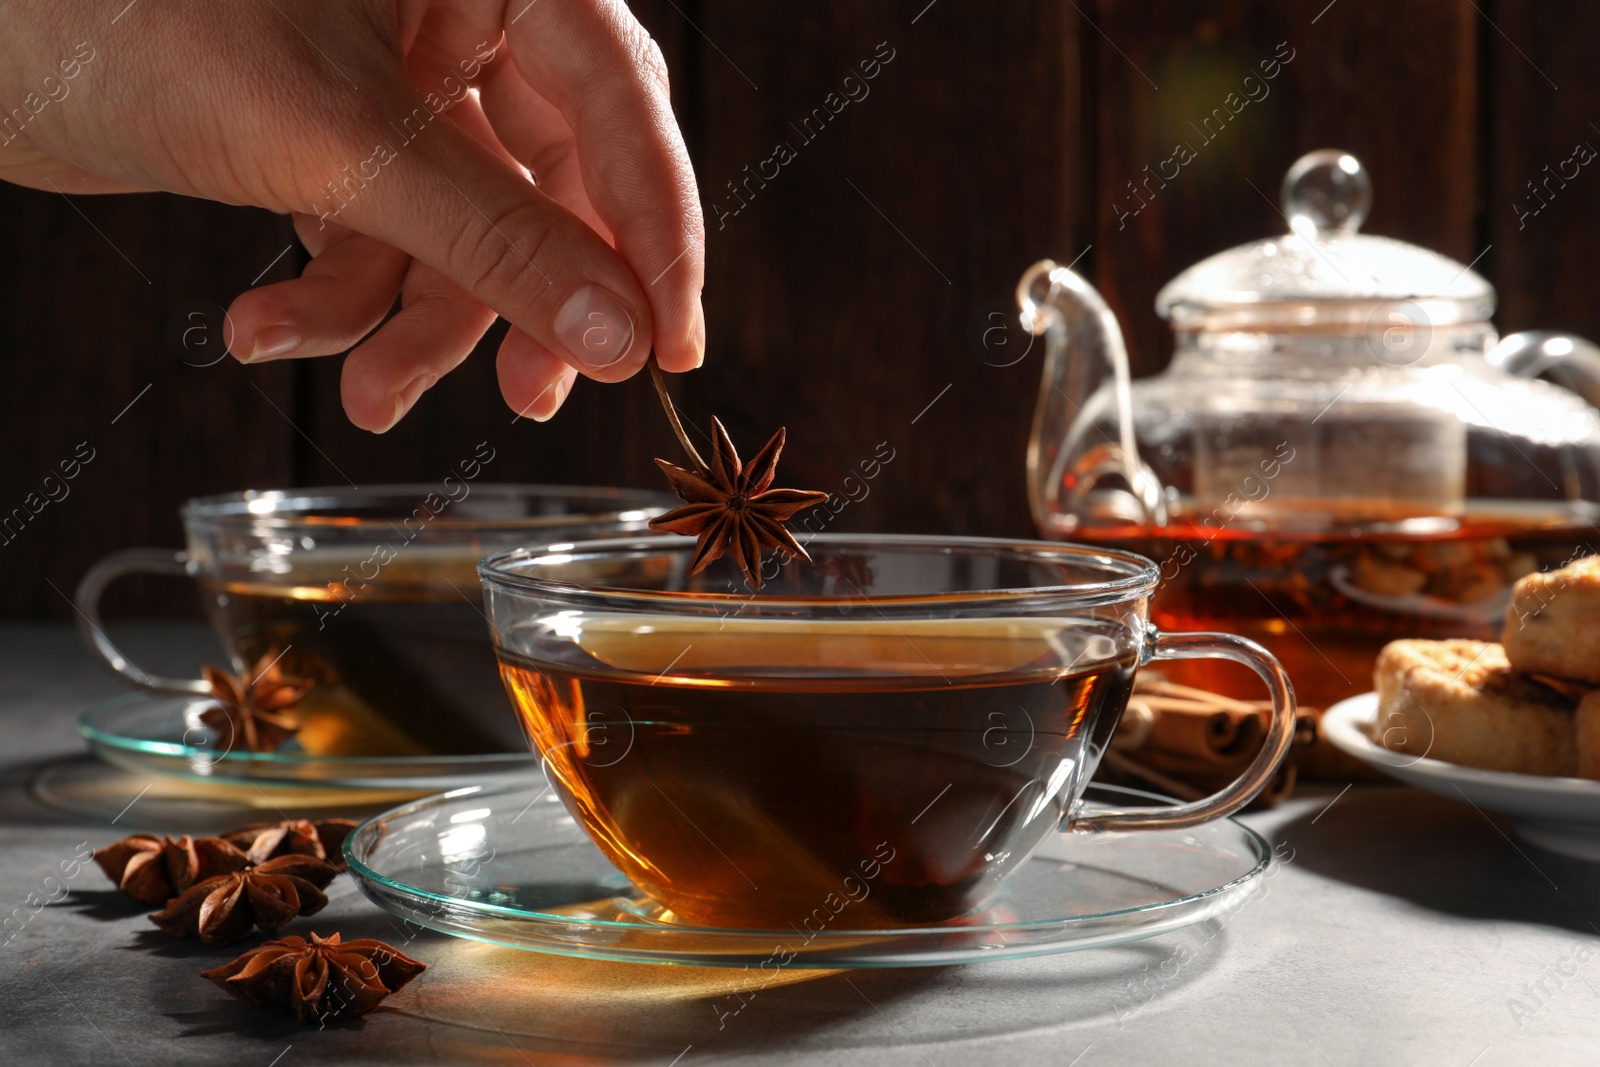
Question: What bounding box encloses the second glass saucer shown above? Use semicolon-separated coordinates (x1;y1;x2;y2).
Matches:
80;692;536;792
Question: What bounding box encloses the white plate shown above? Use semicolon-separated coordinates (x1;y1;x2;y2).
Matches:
1323;692;1600;860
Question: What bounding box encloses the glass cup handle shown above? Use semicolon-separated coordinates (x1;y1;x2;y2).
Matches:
73;548;212;695
1072;630;1297;834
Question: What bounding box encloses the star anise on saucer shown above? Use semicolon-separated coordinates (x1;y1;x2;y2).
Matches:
198;650;313;754
92;834;250;906
149;854;339;945
647;357;828;588
221;818;359;871
202;932;426;1024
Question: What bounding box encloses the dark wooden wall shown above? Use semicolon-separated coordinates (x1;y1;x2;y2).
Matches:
3;0;1597;620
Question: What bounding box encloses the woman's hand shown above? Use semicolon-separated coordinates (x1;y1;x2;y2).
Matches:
0;0;704;429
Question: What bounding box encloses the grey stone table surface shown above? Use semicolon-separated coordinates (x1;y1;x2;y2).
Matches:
3;622;1600;1066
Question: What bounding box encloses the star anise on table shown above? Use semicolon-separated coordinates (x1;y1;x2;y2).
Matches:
202;932;426;1024
221;818;359;871
647;357;828;588
149;854;340;945
198;649;313;754
92;834;250;906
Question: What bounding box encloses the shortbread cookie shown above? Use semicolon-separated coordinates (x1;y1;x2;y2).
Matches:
1374;639;1576;776
1503;556;1600;684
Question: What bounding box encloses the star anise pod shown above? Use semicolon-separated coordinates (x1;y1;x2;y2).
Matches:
647;357;827;588
149;854;339;945
221;818;359;871
202;932;426;1024
198;649;312;754
92;834;250;906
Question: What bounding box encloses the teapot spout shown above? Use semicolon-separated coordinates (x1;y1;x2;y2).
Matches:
1018;261;1166;537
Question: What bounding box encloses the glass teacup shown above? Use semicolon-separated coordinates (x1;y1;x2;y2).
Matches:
480;534;1295;929
75;484;674;756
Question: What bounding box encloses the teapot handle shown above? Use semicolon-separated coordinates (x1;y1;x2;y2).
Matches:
1488;331;1600;410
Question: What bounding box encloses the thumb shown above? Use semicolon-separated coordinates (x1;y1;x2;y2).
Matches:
334;107;652;382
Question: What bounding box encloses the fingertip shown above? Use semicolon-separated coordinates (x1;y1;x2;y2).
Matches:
241;324;302;364
499;327;581;419
341;382;398;435
225;287;297;364
384;372;438;432
225;230;409;364
341;357;432;435
530;368;578;422
643;287;704;373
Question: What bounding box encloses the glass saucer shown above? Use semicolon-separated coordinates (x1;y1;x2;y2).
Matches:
345;780;1272;968
79;692;536;791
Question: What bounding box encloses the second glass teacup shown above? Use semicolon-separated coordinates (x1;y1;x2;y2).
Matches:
76;484;674;757
481;534;1295;929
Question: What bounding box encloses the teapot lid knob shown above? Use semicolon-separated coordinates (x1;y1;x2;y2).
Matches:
1281;149;1371;238
1156;148;1494;322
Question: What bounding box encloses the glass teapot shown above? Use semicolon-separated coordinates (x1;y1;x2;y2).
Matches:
1018;149;1600;709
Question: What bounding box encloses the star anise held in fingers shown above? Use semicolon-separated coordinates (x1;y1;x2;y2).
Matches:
198;650;313;754
149;854;339;946
650;417;830;588
92;834;250;906
646;356;828;589
221;818;359;871
203;932;426;1024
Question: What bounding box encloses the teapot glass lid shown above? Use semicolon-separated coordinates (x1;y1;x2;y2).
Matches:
1154;150;1495;328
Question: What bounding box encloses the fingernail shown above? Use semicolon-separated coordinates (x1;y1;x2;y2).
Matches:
244;325;300;363
374;373;435;434
691;296;706;369
554;285;636;368
530;377;572;423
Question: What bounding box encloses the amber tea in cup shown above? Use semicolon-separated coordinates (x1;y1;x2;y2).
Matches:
197;546;524;755
482;535;1295;929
